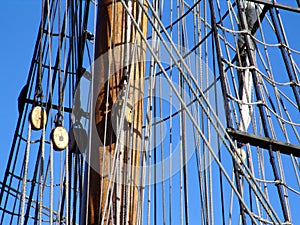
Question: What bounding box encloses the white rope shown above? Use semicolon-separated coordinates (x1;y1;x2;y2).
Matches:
83;1;99;224
19;123;32;225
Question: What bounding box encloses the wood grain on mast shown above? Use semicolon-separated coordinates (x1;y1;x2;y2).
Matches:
87;1;148;224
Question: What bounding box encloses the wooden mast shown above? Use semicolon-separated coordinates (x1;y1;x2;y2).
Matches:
87;1;148;224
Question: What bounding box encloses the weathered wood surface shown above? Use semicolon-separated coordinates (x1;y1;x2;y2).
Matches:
87;1;148;224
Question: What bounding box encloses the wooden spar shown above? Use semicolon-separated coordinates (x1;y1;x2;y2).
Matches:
86;1;148;224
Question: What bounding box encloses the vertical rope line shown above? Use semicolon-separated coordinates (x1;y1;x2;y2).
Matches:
116;109;122;225
57;148;63;223
120;1;129;224
19;123;32;225
46;0;56;118
213;3;227;224
153;2;160;223
50;139;54;225
212;7;223;224
169;1;173;224
137;53;155;225
65;148;70;225
126;63;133;225
63;2;69;223
124;1;134;224
176;1;184;224
58;0;63;116
228;170;234;225
37;2;46;222
203;1;210;223
134;7;156;225
44;1;54;222
38;0;48;213
57;2;64;221
69;2;76;221
137;146;146;225
180;2;191;224
39;99;47;225
208;6;215;225
48;0;56;223
153;33;157;225
84;0;99;223
146;87;153;225
146;6;157;225
159;51;167;225
36;0;46;101
196;2;207;224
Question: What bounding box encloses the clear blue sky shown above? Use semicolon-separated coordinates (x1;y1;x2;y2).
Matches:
0;1;41;176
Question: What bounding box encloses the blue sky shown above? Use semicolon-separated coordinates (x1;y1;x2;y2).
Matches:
0;1;41;174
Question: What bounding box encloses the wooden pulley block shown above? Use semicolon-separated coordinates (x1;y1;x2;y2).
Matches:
29;106;47;130
51;126;69;151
